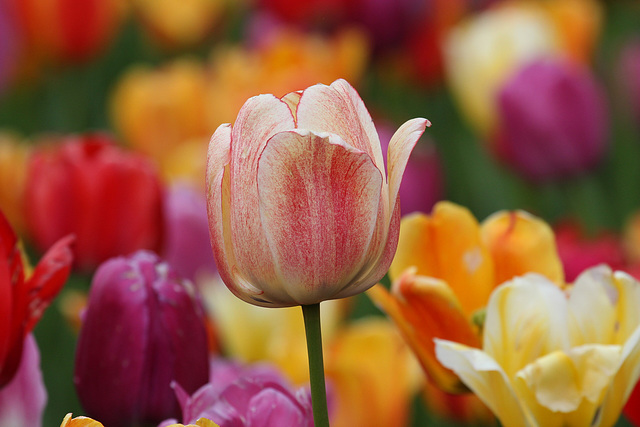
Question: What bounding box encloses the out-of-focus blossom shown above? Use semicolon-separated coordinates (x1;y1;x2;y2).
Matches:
378;123;443;214
325;317;421;427
206;78;428;307
444;0;601;137
74;251;209;427
368;202;562;421
618;38;640;125
206;27;369;126
25;134;164;271
110;59;210;176
161;139;209;189
254;0;346;26
165;420;220;427
0;209;73;387
10;0;125;64
160;358;314;427
555;221;625;282
0;335;46;427
421;378;493;425
163;183;217;283
131;0;226;49
203;279;346;385
0;133;30;235
494;58;608;182
436;266;640;427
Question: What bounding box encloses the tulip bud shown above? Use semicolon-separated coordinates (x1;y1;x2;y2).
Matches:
74;251;210;427
206;78;428;307
25;133;164;271
494;58;608;182
163;183;217;283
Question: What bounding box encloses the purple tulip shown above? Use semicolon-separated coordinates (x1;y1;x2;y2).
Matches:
160;358;314;427
74;251;210;427
0;335;47;427
618;38;640;125
494;58;609;182
162;183;218;283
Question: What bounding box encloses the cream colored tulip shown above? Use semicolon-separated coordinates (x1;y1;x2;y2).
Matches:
435;266;640;427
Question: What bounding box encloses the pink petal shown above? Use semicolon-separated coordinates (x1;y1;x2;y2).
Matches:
257;130;383;305
229;95;296;298
296;79;385;177
387;118;430;213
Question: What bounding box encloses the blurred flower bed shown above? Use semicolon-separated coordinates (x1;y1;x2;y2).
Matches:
1;0;640;426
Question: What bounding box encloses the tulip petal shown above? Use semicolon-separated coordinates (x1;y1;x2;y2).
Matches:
281;91;302;122
593;274;640;427
483;275;569;378
257;129;382;305
368;269;479;393
435;339;533;427
229;94;296;299
386;117;429;213
513;345;621;426
296;79;385;177
481;210;564;287
389;203;495;316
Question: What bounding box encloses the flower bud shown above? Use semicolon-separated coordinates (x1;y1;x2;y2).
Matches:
494;58;608;182
25;133;164;271
74;251;210;427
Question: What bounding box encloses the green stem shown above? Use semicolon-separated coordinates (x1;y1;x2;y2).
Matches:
302;303;330;427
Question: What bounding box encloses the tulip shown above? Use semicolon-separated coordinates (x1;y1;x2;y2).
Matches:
0;335;46;427
163;183;217;283
206;78;428;307
494;58;608;182
60;414;105;427
74;251;210;427
368;202;563;422
0;133;30;235
0;208;73;387
555;221;625;282
325;317;421;427
378;123;443;214
130;0;226;50
160;358;314;427
436;266;640;427
10;0;125;63
25;133;164;271
110;59;211;175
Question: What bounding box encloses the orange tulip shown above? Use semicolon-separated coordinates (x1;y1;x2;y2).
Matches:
368;201;564;421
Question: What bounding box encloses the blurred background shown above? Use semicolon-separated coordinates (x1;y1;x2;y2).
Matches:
0;0;639;425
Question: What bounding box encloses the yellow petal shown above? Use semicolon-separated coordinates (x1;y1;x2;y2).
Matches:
481;210;564;287
434;340;533;427
390;202;495;316
367;268;479;393
514;345;621;427
326;317;421;427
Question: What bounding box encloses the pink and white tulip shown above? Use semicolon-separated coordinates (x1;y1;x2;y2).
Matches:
206;79;429;307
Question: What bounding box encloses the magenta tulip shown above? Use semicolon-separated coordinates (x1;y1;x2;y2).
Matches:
206;78;429;307
74;251;210;427
162;183;217;283
494;59;608;182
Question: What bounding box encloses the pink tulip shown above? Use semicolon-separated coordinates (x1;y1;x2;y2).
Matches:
206;79;429;307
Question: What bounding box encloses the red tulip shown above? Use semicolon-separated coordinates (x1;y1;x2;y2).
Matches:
0;208;73;387
25;133;164;271
10;0;124;63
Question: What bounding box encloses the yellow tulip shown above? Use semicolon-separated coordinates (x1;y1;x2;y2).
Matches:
368;201;563;422
326;317;422;427
436;266;640;427
59;414;104;427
